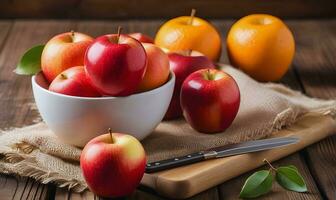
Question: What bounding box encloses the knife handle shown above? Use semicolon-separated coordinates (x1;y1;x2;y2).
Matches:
146;152;205;173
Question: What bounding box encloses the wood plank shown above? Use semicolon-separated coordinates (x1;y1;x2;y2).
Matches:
55;188;96;200
288;19;336;199
0;174;21;199
128;189;165;200
0;20;76;200
186;187;219;200
0;21;12;48
0;0;79;19
54;185;219;200
0;175;49;200
78;0;336;19
0;21;12;131
1;0;335;19
12;178;49;200
76;20;163;39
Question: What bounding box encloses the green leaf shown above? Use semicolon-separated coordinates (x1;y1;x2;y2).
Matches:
286;165;299;172
276;166;307;192
240;170;273;198
14;45;45;75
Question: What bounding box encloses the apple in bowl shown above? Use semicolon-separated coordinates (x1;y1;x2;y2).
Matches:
41;31;93;83
137;43;170;92
84;33;147;96
49;66;101;97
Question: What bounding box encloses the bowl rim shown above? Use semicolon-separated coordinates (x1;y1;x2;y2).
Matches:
32;71;175;100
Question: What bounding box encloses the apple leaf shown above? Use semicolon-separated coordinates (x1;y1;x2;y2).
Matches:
14;45;45;75
239;170;273;198
286;165;299;172
276;166;307;192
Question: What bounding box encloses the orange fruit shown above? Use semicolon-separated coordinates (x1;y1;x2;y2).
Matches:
155;15;222;61
227;14;295;82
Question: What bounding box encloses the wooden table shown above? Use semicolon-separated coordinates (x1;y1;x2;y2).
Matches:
0;19;335;200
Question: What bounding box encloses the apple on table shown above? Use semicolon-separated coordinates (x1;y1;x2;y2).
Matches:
165;50;215;119
80;129;146;198
180;69;240;133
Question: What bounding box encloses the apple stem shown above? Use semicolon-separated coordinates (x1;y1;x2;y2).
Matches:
71;30;75;37
187;49;192;56
117;26;122;44
108;128;114;143
60;73;67;80
204;69;215;81
189;8;196;25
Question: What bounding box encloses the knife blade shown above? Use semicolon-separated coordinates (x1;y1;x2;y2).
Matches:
145;137;299;173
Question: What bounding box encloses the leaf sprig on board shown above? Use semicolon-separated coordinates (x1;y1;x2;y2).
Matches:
239;159;307;199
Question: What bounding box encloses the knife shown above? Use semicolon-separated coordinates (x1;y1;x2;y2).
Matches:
145;137;299;173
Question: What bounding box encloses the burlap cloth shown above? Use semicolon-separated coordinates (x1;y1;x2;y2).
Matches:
0;65;335;192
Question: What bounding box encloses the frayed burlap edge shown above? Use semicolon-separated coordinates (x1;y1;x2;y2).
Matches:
0;146;87;192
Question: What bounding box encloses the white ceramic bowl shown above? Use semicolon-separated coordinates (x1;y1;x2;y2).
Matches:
32;72;175;147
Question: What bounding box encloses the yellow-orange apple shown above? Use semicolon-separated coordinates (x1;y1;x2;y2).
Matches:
180;69;240;133
80;130;146;198
155;9;222;61
49;66;101;97
137;43;170;92
41;31;93;82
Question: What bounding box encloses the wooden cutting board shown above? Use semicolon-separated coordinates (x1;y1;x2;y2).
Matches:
140;115;336;199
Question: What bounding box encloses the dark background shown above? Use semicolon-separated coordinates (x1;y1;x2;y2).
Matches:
0;0;335;19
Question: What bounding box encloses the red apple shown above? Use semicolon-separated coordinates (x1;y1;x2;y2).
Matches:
80;130;146;198
137;43;170;92
180;69;240;133
164;50;215;119
49;66;101;97
85;34;147;96
41;31;93;83
129;33;154;43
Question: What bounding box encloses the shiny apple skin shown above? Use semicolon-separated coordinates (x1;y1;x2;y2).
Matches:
48;66;101;97
41;32;93;83
129;33;154;43
180;69;240;133
80;133;146;198
137;43;170;92
85;34;147;96
164;52;215;119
